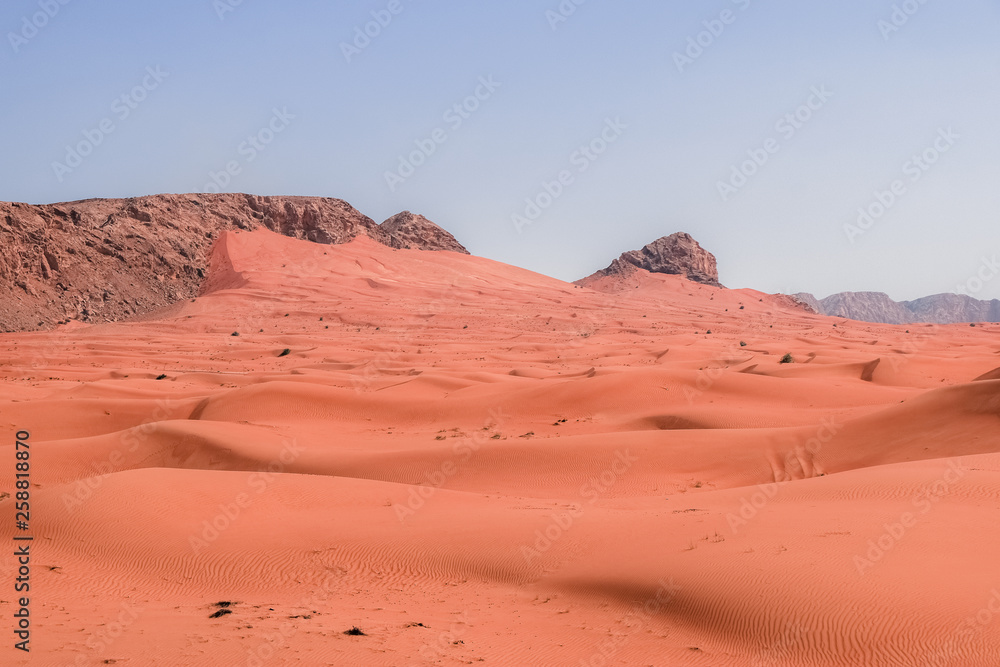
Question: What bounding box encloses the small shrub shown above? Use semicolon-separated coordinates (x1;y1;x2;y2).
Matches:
278;348;291;357
344;627;366;636
739;341;747;347
779;353;794;364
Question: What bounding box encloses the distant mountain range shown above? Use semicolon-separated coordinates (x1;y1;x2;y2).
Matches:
791;291;1000;325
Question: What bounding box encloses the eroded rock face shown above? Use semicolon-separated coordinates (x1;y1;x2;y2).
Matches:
379;211;469;254
585;232;721;287
0;193;464;331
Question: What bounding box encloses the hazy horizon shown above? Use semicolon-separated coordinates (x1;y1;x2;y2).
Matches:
2;0;998;301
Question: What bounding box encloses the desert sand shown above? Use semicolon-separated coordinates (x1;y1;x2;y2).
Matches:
2;227;999;666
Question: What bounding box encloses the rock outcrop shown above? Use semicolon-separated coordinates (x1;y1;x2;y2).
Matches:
0;193;463;331
581;232;721;287
379;211;469;254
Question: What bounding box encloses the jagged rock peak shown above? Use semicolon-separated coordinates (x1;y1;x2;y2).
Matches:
590;232;721;287
379;211;469;254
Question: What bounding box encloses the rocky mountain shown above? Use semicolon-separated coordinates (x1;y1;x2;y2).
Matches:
904;294;1000;324
793;290;1000;324
380;211;469;254
0;193;466;332
580;232;722;287
807;291;914;325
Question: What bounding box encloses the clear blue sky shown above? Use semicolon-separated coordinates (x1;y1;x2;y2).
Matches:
2;0;998;300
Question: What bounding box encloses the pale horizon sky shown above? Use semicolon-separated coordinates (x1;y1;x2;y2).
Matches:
2;0;998;301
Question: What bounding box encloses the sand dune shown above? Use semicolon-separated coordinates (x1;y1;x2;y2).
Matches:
2;228;999;665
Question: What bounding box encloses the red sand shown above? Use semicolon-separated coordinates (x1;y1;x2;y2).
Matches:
2;228;999;665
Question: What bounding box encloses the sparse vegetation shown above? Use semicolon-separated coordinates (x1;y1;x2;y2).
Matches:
344;626;366;636
155;374;167;380
739;341;747;347
278;348;291;357
780;353;794;364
